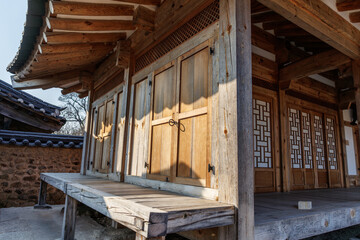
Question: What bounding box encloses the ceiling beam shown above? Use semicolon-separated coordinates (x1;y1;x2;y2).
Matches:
44;32;126;44
257;0;360;59
336;0;360;11
133;5;155;31
47;18;136;32
51;1;134;16
349;11;360;23
279;49;351;89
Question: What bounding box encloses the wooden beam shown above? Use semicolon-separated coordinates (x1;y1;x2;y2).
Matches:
279;49;351;89
44;32;126;44
51;1;134;16
61;195;78;240
12;76;79;90
113;0;161;5
93;40;130;87
40;43;115;54
36;50;110;62
218;0;254;239
48;18;136;32
353;60;360;87
350;11;360;23
61;83;83;95
251;11;286;23
257;0;360;59
251;25;277;54
339;89;356;109
336;0;360;11
336;77;354;90
133;5;155;31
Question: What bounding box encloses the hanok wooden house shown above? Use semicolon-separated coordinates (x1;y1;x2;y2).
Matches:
7;0;360;239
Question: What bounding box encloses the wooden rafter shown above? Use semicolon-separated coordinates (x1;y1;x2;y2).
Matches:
133;5;155;31
113;0;161;5
257;0;360;59
47;18;136;32
349;11;360;23
336;0;360;11
40;43;115;54
44;32;126;44
279;49;351;89
50;1;134;16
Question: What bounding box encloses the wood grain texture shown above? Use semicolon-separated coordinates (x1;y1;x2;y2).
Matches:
61;195;78;240
40;173;234;238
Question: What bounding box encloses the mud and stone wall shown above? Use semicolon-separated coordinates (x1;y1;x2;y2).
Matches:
0;145;82;207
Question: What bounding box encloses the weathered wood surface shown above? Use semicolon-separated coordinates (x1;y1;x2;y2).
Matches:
34;180;51;209
255;188;360;239
61;195;78;240
40;173;234;238
218;0;254;239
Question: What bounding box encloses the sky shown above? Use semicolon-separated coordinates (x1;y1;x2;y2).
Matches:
0;0;62;106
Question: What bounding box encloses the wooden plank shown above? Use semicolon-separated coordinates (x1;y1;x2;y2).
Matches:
218;0;254;239
61;195;78;240
279;49;351;89
51;1;134;16
257;0;360;59
336;0;360;11
45;32;126;44
48;18;136;31
40;43;115;54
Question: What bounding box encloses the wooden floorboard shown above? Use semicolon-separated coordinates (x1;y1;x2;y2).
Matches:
255;188;360;239
40;173;234;238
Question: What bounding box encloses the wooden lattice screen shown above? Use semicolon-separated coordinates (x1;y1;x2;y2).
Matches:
135;0;219;72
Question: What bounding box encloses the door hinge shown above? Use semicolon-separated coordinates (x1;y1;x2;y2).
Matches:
208;164;215;175
144;162;149;168
210;47;215;55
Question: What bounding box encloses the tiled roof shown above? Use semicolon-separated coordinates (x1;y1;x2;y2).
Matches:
0;130;83;148
0;79;65;123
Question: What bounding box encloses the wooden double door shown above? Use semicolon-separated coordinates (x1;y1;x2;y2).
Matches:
288;106;341;190
147;42;212;187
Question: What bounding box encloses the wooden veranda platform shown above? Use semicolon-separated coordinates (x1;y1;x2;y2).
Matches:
40;173;234;238
255;188;360;239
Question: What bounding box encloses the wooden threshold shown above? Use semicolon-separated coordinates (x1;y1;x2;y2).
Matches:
40;173;234;238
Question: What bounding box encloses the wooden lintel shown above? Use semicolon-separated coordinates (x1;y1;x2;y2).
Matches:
279;49;351;89
257;0;360;59
48;17;136;32
78;91;89;99
61;83;83;95
336;0;360;12
133;5;155;31
51;1;134;16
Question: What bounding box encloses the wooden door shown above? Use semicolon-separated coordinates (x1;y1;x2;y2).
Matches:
253;95;276;192
325;116;341;187
176;46;210;187
92;97;115;173
147;42;211;187
148;63;177;181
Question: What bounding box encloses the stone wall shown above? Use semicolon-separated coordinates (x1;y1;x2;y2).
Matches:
0;145;82;207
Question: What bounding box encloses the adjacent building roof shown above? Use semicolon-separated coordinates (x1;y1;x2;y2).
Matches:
0;130;83;148
0;79;65;132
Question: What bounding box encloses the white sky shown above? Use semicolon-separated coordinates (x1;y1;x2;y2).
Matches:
0;0;62;106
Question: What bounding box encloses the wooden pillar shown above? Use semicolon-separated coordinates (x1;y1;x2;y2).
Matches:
61;195;78;240
34;180;51;209
135;233;165;240
353;61;360;132
218;0;254;239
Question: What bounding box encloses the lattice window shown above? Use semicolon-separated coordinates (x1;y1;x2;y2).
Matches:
289;108;302;169
302;112;313;169
253;99;272;168
326;117;338;170
314;115;326;169
135;0;220;72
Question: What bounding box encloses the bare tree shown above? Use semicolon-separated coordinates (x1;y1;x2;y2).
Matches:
56;93;88;136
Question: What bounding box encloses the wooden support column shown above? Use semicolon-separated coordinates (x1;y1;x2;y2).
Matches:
218;0;254;239
61;195;78;240
135;233;165;240
353;61;360;153
34;180;51;209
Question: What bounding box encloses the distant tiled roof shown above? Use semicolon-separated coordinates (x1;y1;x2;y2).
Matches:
0;79;65;122
0;130;83;148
